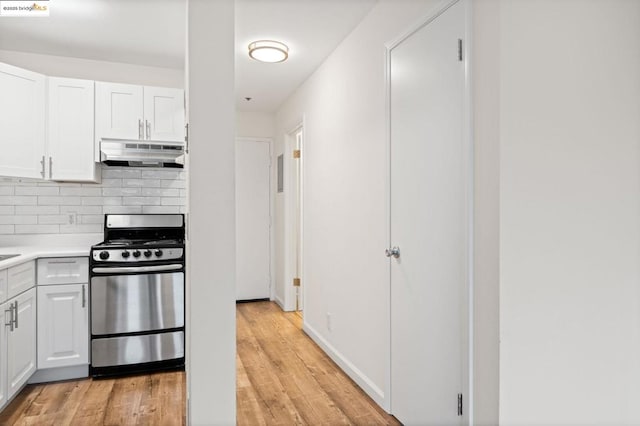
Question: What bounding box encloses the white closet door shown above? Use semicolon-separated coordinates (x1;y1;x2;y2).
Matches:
389;1;468;424
235;139;271;300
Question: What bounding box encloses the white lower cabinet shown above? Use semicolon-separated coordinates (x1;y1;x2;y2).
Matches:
6;288;37;402
0;300;8;410
37;284;88;369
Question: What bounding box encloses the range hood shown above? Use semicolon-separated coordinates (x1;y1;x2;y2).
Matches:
100;139;185;168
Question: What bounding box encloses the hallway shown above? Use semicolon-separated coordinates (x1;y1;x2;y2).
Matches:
237;301;399;425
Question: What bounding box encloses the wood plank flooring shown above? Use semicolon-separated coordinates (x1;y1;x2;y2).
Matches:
0;301;398;425
236;301;399;426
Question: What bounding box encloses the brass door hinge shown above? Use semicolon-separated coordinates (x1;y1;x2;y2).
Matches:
293;149;301;159
293;277;301;287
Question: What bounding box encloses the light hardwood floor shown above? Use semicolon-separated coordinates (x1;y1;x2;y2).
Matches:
0;301;398;425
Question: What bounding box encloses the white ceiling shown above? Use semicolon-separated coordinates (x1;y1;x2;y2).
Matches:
0;0;377;113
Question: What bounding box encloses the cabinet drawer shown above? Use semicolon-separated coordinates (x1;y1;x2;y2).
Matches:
37;257;88;285
7;261;35;299
0;268;7;303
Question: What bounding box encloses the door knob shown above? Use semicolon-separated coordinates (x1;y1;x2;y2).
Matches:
385;246;400;259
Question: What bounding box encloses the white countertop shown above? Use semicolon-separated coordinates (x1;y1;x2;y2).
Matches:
0;234;101;269
0;246;92;269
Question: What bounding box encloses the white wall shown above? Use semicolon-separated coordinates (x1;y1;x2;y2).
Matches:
236;111;275;139
472;0;500;424
186;0;236;424
499;0;640;424
274;0;450;409
0;49;183;88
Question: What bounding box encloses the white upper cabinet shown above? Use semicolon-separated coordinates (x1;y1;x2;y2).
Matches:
95;82;184;161
144;86;185;142
0;62;46;179
48;77;99;182
95;82;144;144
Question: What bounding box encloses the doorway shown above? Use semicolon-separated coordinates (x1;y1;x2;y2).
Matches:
235;137;273;301
284;124;304;314
388;0;470;424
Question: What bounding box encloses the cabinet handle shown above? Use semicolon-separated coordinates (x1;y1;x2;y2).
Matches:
40;155;45;178
82;285;86;308
48;260;78;264
49;156;53;179
13;300;18;329
5;304;14;332
138;119;143;140
146;120;151;140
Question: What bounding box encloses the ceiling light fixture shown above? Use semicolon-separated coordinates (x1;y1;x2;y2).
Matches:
248;40;289;63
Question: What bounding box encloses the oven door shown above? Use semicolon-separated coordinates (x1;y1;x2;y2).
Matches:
91;269;184;335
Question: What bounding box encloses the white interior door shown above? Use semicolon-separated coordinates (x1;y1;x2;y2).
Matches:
236;138;272;301
389;1;467;424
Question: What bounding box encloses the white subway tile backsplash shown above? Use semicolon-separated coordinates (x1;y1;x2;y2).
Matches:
38;215;69;225
102;168;141;179
0;225;14;234
161;180;186;189
142;205;181;214
82;196;122;206
38;196;82;206
15;224;60;234
60;187;102;196
123;197;161;206
59;224;102;233
99;179;123;187
102;187;141;197
0;165;186;235
0;215;38;225
141;188;179;197
0;196;37;205
161;197;186;206
15;186;60;196
15;205;59;215
59;205;102;214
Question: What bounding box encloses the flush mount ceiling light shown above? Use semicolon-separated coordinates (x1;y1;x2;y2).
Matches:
248;40;289;63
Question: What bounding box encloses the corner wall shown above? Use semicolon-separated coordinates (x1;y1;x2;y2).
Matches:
499;0;640;424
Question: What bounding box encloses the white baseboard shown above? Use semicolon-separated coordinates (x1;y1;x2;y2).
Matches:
28;364;89;384
303;322;387;410
273;294;286;311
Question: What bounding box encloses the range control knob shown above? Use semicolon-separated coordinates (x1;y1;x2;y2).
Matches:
133;250;141;258
121;250;130;259
144;249;152;258
155;249;163;257
99;251;110;260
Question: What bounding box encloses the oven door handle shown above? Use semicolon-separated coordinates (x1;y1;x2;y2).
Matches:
92;264;183;274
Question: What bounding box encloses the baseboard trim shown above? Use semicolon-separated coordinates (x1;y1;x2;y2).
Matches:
273;295;286;311
302;322;386;409
28;364;89;384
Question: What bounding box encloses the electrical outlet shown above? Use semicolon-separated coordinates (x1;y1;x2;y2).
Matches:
327;312;332;332
67;212;77;225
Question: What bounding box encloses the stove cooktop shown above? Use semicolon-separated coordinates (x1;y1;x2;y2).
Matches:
93;238;184;248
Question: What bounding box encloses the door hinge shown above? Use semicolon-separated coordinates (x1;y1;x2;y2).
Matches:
293;149;301;159
293;277;301;287
457;393;463;416
185;123;189;153
458;39;463;62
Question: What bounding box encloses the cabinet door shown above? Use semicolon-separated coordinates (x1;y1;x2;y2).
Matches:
7;261;35;300
7;288;36;400
95;81;143;161
0;301;8;410
0;62;46;179
37;284;88;369
0;269;7;304
143;86;185;142
48;77;99;182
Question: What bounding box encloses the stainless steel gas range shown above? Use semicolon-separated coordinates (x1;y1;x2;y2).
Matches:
89;214;185;377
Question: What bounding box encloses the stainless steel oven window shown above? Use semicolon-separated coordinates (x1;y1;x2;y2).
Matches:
91;272;185;335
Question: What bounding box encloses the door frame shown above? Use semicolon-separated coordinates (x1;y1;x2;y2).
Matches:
235;137;275;301
283;119;305;312
384;0;474;420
